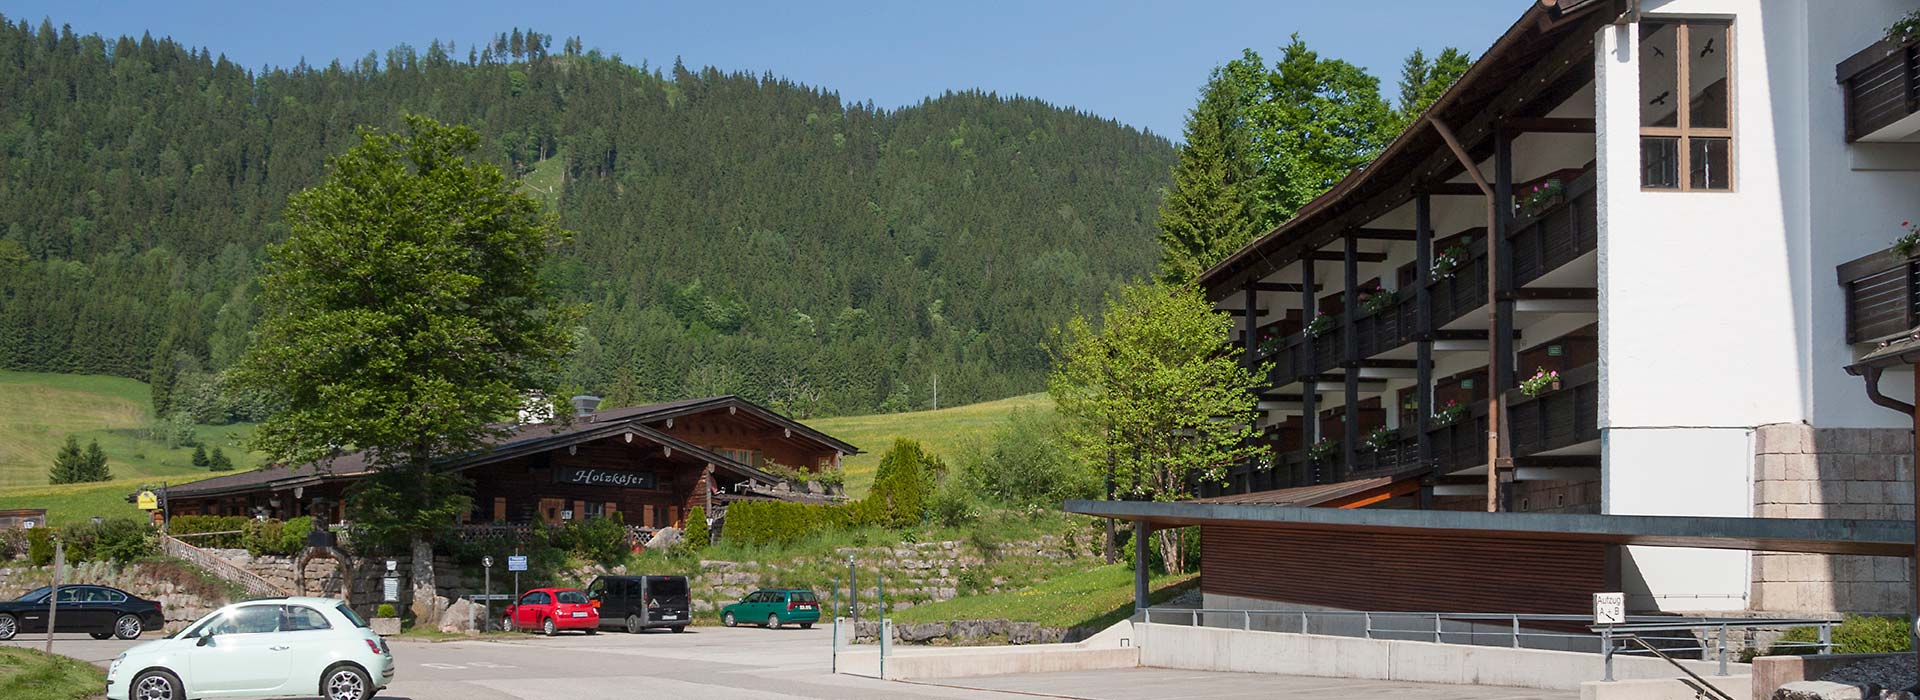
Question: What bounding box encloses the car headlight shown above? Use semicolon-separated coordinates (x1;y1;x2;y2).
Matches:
109;653;125;674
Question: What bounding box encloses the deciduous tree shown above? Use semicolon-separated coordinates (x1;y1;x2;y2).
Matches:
1047;284;1266;572
234;114;578;628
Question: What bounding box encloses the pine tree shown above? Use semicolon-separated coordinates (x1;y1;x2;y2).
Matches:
1157;71;1265;284
191;444;209;468
83;439;110;482
49;435;84;484
208;447;234;472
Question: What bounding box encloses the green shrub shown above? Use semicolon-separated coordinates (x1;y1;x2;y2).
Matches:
375;603;398;618
27;527;54;566
1770;615;1911;656
566;515;631;568
167;515;250;548
679;507;709;554
928;477;979;528
63;518;156;564
956;409;1096;508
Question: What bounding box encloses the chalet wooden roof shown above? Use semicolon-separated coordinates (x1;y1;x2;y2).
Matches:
1195;0;1615;300
160;395;857;500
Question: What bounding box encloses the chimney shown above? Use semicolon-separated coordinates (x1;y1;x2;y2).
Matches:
571;395;602;418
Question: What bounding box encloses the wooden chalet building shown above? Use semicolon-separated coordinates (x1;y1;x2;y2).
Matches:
160;396;858;533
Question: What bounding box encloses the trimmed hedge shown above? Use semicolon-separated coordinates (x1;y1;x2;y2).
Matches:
723;499;883;546
167;515;250;548
722;439;939;545
241;516;313;556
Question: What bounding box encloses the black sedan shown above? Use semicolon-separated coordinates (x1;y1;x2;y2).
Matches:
0;584;164;640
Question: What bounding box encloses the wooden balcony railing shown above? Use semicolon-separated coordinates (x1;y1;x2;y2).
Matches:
1839;245;1920;344
1839;37;1920;142
1505;363;1601;457
1510;170;1598;288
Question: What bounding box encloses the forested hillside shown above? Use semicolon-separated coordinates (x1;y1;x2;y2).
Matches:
0;17;1174;419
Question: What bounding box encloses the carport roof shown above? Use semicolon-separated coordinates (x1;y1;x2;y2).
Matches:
1063;499;1913;557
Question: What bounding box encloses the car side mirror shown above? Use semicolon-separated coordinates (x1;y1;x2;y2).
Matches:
196;634;215;647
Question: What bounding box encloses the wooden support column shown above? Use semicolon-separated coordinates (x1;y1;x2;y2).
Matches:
1342;234;1361;479
1242;283;1259;365
1415;194;1436;509
1493;129;1518;512
1300;258;1319;485
1242;282;1259;493
1429;116;1505;513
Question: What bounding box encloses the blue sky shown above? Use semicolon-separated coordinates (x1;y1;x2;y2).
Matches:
4;1;1522;139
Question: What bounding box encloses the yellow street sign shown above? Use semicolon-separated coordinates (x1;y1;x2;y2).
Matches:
136;491;159;510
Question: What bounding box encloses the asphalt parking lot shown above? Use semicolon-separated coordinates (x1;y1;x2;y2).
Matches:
6;626;1577;699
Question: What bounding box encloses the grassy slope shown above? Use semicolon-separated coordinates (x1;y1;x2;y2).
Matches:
0;370;265;525
811;393;1052;496
891;563;1197;631
0;647;106;700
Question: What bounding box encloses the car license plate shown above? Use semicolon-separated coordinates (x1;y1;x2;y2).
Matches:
572;612;588;618
799;605;813;610
661;614;678;620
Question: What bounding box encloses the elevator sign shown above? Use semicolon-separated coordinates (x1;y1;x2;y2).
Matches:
1592;592;1625;625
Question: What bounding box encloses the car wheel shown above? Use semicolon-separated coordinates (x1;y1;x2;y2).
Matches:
625;614;643;634
0;613;16;641
800;623;813;630
501;615;514;632
766;614;780;629
321;663;371;700
670;626;686;633
722;612;736;627
114;614;144;640
132;668;182;700
584;626;597;635
542;617;556;636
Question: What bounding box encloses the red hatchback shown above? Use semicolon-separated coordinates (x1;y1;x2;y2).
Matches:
503;587;599;636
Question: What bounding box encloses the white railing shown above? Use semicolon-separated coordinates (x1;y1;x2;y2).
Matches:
160;534;291;599
1140;606;1837;675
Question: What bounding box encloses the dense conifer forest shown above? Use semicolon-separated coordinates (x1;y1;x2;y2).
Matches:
0;17;1175;418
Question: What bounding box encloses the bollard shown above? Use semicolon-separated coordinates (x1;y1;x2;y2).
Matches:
1512;616;1521;648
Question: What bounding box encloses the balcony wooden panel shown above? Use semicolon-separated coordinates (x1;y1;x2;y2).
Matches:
1839;246;1920;343
1505;364;1600;458
1510;171;1597;288
1839;38;1920;142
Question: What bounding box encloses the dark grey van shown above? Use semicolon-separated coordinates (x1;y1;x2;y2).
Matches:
585;575;691;633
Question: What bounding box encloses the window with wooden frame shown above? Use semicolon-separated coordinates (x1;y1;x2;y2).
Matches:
1639;19;1733;191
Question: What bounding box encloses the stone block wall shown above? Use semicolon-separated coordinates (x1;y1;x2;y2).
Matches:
1751;423;1912;615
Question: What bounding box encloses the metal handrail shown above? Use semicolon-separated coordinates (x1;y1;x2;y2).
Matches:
1621;636;1736;700
1141;606;1837;678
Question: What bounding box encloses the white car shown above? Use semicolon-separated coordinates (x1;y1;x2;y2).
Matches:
105;596;394;700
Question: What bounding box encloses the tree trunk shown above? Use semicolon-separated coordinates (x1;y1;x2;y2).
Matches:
1155;527;1184;575
408;534;440;629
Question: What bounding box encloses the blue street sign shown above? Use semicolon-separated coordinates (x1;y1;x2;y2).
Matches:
507;555;528;572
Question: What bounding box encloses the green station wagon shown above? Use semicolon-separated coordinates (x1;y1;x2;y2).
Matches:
719;589;821;629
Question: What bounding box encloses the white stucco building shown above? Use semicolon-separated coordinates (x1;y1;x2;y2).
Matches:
1193;0;1920;616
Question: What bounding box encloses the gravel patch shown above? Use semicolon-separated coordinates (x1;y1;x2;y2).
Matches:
1823;655;1917;692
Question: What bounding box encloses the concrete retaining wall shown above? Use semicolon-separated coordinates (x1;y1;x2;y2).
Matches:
1138;622;1741;691
880;647;1139;680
